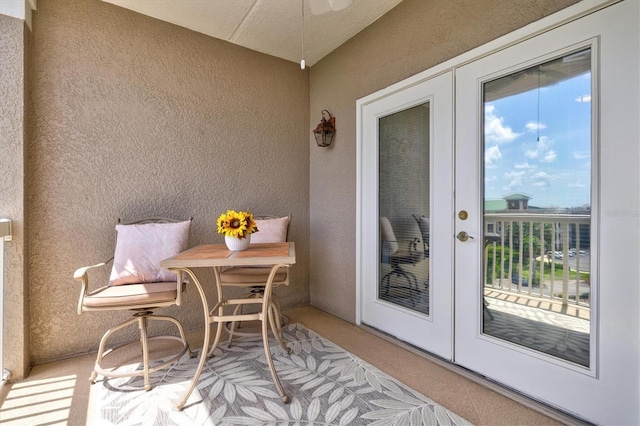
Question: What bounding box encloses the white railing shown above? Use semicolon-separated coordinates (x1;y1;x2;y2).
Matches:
0;219;12;386
484;213;590;307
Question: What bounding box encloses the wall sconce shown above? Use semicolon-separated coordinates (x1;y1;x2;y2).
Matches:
313;110;336;147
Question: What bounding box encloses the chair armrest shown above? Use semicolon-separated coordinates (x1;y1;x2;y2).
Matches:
73;261;110;281
73;259;112;315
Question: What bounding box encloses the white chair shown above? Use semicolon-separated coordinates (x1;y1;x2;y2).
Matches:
219;215;291;347
73;217;192;390
380;216;423;302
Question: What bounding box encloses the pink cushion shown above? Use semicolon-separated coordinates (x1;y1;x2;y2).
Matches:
109;220;190;286
251;217;289;244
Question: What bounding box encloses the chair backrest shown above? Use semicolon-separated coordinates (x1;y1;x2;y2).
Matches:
413;214;429;243
109;217;192;288
380;216;399;257
250;215;291;244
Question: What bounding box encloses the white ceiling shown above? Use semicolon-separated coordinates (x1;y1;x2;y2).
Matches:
100;0;403;67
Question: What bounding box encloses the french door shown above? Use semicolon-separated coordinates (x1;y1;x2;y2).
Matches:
358;72;454;359
455;2;638;423
358;1;638;424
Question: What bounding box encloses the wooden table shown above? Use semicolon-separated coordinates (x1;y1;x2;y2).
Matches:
160;242;296;410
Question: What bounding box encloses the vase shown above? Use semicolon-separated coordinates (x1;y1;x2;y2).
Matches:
225;234;251;251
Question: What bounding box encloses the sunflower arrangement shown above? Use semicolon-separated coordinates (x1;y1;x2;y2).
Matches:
216;210;258;239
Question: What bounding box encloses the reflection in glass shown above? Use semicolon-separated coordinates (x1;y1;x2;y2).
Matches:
482;49;592;367
379;103;430;315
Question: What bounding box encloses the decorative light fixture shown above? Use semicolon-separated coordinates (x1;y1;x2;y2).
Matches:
313;110;336;147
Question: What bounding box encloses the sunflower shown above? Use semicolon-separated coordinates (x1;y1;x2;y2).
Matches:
217;210;258;238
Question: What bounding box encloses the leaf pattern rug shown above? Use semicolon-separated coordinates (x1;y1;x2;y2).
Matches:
93;323;472;425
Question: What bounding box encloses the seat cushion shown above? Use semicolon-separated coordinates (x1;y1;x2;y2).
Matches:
251;216;289;244
83;282;182;309
219;266;288;286
109;220;190;286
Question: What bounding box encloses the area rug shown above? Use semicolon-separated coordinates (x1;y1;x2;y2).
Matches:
92;323;472;425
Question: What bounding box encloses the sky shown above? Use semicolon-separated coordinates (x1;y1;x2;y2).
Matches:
484;71;592;209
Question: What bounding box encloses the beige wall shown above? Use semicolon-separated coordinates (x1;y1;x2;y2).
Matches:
0;13;30;380
308;0;579;322
26;0;310;364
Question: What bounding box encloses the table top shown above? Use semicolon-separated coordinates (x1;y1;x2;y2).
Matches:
160;242;296;269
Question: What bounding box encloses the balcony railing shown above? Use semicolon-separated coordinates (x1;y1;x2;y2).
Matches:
484;213;591;307
1;218;12;386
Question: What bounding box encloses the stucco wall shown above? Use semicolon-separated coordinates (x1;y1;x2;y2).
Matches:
28;0;310;363
308;0;579;322
0;14;29;380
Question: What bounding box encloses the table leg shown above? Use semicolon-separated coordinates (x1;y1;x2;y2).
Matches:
175;268;211;411
261;264;290;403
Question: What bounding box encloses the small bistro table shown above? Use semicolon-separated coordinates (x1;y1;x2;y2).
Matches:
160;242;296;410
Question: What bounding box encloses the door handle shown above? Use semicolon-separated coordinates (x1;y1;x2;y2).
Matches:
456;231;474;242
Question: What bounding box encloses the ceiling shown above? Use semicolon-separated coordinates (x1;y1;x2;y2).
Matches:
100;0;403;67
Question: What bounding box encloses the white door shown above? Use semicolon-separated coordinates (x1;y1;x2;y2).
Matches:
455;1;639;424
358;72;454;359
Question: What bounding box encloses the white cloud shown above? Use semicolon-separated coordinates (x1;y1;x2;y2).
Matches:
514;162;537;170
573;150;590;160
484;104;520;143
526;136;555;162
526;122;547;132
531;171;551;188
575;94;591;103
532;181;549;187
542;150;557;162
502;170;526;191
485;145;502;167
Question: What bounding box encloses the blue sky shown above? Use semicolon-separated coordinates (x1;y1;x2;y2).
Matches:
484;72;591;209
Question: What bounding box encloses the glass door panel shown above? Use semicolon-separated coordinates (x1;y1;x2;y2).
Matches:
482;48;592;367
379;104;430;315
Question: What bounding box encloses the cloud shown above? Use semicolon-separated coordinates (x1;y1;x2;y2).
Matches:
485;104;520;143
502;170;526;191
526;136;555;162
531;171;550;187
514;162;537;170
573;150;590;160
542;150;557;162
575;94;591;103
526;122;547;132
485;145;502;167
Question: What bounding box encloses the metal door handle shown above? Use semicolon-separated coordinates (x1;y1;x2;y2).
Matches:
456;231;474;242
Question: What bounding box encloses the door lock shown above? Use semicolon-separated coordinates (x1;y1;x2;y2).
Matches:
456;231;474;242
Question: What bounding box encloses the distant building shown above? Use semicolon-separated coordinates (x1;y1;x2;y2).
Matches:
484;193;590;249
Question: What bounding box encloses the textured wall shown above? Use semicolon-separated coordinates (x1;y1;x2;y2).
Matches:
28;0;310;363
0;14;29;379
308;0;580;322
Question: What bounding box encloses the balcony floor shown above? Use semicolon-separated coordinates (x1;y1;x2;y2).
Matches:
0;305;586;425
